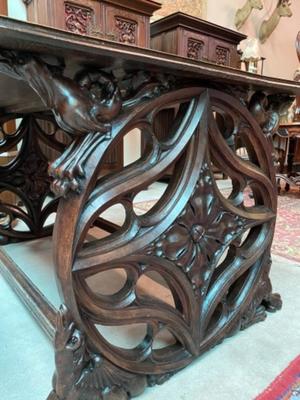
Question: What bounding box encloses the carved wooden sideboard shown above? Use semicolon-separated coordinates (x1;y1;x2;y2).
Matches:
151;12;247;68
0;17;299;400
23;0;161;46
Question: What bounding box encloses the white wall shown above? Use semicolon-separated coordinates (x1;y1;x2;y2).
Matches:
7;0;27;20
207;0;299;80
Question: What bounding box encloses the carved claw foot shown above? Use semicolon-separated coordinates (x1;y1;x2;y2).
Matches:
49;131;111;197
263;293;282;313
49;305;148;400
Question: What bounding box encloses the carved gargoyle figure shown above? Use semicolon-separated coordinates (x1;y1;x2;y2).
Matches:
249;92;280;137
235;0;263;31
259;0;293;44
0;51;122;197
48;305;148;400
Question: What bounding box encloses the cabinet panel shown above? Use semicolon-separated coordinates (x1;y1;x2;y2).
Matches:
209;39;237;68
105;5;148;47
181;29;209;62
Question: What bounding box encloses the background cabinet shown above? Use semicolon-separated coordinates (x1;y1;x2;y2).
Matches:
23;0;161;173
151;12;246;68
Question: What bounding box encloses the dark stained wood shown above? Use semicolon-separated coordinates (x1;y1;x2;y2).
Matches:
151;12;247;68
0;17;299;113
0;114;62;243
0;17;297;400
24;0;161;47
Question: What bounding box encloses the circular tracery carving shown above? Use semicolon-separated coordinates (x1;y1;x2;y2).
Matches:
53;87;277;376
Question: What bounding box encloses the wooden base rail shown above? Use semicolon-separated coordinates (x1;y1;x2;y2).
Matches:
0;17;299;400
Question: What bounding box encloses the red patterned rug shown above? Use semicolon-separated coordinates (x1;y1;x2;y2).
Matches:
255;355;300;400
273;189;300;263
133;187;300;264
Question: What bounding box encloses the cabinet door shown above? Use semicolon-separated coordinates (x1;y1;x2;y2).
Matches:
209;38;237;68
180;29;209;62
104;5;148;47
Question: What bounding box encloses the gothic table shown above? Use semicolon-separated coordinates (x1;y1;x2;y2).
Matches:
0;17;299;400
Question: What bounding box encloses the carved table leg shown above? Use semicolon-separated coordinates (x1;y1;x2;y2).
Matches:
51;87;280;399
0;53;281;399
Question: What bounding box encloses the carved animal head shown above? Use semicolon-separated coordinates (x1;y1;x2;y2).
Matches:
277;0;292;17
250;0;263;10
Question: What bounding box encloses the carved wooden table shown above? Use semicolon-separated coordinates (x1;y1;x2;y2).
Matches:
0;17;299;400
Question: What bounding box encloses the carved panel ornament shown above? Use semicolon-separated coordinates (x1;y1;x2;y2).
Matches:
65;2;94;35
216;46;230;66
115;16;137;45
187;38;204;61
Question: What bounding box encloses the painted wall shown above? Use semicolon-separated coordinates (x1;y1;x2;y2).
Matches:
207;0;299;80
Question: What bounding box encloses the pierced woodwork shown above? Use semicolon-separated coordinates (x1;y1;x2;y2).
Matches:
0;113;66;244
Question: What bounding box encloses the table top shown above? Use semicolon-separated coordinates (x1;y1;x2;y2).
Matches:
0;16;299;113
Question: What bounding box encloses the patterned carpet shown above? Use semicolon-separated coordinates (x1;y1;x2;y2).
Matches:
134;187;300;264
273;189;300;263
255;355;300;400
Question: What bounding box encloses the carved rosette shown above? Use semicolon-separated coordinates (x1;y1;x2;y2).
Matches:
65;2;94;35
187;38;204;60
115;17;137;45
216;46;230;66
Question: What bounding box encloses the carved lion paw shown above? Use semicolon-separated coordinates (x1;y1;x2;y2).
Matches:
49;159;85;198
263;293;282;313
49;131;111;198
